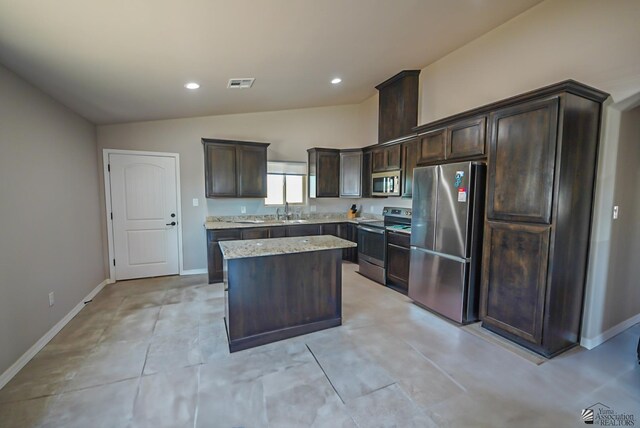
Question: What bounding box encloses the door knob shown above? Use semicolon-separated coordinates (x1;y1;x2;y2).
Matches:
171;213;176;218
166;221;176;226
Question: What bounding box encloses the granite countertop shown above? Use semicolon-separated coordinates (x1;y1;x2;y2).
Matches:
219;235;357;259
204;216;380;230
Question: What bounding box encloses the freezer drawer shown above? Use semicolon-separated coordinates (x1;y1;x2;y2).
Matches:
408;249;477;324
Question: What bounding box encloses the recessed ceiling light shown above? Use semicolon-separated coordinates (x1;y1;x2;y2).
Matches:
184;82;200;90
331;78;342;85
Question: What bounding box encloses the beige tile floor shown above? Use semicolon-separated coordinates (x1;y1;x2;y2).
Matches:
0;263;638;427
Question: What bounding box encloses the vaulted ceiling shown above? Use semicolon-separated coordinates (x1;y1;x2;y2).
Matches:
0;0;542;124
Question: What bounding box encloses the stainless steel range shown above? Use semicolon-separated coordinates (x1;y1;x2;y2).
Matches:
357;207;411;284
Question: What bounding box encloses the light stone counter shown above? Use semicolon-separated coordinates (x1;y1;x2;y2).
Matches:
219;235;356;259
204;217;379;230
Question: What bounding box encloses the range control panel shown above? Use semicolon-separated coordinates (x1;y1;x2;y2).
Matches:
382;207;412;218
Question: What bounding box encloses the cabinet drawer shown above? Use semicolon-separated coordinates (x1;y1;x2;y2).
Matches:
268;226;287;238
241;227;270;240
208;229;242;242
387;231;410;248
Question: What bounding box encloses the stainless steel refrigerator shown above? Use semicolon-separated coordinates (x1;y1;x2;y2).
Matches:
408;161;486;324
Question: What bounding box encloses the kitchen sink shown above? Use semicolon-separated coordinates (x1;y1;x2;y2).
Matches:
280;219;308;224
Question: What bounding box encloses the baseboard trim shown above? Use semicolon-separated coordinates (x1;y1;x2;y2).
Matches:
181;269;207;276
580;313;640;350
0;278;111;390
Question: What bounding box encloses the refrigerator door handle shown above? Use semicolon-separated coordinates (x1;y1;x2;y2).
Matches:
410;246;469;263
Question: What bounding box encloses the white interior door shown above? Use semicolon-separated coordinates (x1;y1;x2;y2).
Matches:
109;153;179;280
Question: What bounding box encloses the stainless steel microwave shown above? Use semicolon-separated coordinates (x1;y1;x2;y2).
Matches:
371;170;401;196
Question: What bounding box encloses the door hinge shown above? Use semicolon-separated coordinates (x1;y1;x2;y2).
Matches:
113;259;116;266
108;164;111;172
110;212;113;220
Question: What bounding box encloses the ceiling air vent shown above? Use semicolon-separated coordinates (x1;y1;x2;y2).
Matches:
227;78;255;89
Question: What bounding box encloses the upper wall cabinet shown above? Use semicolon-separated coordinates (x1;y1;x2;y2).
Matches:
340;149;363;198
376;70;420;144
416;115;487;165
371;144;401;173
203;138;269;198
401;138;418;198
308;148;340;198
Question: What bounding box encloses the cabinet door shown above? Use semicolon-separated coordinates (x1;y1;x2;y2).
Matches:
386;144;401;170
286;224;322;237
361;151;372;198
207;229;241;283
340;151;362;197
237;145;267;197
269;227;287;238
447;116;486;159
417;129;446;165
321;223;339;237
371;149;386;173
204;143;237;197
480;221;550;345
241;227;270;240
316;151;340;197
401;139;418;197
487;98;559;223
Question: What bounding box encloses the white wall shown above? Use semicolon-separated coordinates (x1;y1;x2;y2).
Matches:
0;65;104;376
97;103;391;272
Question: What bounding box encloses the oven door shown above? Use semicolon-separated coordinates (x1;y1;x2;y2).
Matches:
357;225;386;266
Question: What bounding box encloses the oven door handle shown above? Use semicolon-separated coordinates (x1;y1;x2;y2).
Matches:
358;226;386;235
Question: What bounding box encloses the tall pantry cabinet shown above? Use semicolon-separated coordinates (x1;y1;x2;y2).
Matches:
479;82;608;357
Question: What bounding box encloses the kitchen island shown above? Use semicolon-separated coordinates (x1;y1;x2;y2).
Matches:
219;235;357;352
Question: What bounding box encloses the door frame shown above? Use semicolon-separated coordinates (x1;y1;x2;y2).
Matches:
102;149;184;281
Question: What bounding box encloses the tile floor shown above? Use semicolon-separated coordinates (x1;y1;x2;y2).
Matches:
0;263;638;427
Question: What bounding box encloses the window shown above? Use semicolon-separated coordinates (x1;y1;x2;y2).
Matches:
264;161;306;206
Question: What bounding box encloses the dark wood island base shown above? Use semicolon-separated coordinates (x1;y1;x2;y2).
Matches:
222;239;351;352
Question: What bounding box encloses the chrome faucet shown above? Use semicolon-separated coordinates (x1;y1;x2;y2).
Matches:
284;202;291;220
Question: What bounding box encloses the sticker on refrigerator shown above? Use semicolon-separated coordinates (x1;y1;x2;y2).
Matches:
454;171;464;188
458;188;467;202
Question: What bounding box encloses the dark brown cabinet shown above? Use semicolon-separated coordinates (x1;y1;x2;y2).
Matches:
241;228;270;240
386;231;410;293
376;70;420;144
480;83;607;357
286;224;322;237
372;144;401;173
361;150;373;198
339;223;358;263
340;150;363;198
447;116;486;160
203;139;269;198
401;138;418;198
417;128;446;165
207;229;242;283
416;116;486;165
308;148;340;198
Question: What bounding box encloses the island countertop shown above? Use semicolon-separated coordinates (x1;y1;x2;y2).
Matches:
219;235;357;259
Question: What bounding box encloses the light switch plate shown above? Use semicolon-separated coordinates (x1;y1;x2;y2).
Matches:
370;206;375;213
192;198;199;207
241;206;246;214
613;205;619;219
49;292;55;307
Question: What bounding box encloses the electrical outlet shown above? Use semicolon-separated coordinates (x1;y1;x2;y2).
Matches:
310;205;316;212
613;205;619;220
241;206;246;214
192;198;199;207
49;292;55;307
370;205;375;213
